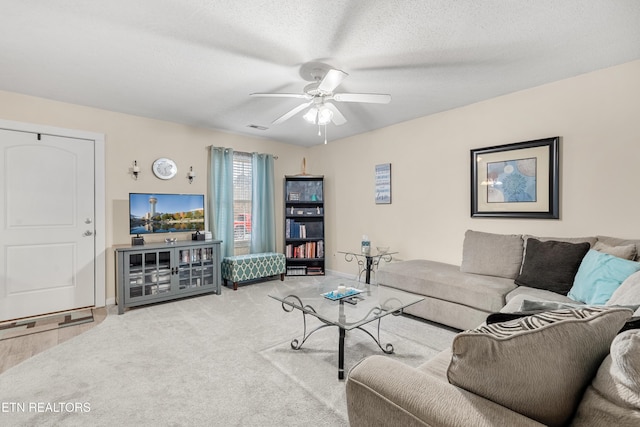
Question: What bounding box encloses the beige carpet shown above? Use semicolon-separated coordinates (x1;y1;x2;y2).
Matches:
259;314;455;417
0;276;457;426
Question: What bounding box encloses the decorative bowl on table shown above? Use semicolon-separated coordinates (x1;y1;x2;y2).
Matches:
376;246;389;254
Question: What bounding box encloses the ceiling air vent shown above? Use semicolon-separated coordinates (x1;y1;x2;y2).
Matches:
247;124;268;131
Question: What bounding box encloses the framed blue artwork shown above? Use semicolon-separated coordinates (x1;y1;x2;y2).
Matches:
471;137;559;219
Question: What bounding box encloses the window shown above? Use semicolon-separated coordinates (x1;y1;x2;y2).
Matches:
233;152;252;255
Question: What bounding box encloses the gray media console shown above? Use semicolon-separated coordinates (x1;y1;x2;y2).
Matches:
115;240;222;314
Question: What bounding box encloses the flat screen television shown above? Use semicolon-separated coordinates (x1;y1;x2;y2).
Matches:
129;193;205;234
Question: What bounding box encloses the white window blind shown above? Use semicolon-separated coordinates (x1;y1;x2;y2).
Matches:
233;152;252;254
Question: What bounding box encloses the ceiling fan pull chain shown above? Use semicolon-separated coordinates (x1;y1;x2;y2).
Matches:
318;124;321;136
324;124;328;144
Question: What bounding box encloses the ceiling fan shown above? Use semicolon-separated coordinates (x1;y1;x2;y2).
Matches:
250;62;391;128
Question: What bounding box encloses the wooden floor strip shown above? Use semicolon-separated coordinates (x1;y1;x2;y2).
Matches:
0;307;107;374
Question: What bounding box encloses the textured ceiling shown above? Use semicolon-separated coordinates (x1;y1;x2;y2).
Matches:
1;1;639;146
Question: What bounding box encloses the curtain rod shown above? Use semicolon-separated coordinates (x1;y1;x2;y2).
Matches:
254;152;278;160
210;145;278;159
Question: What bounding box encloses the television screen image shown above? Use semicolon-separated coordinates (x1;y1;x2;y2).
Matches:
129;193;205;234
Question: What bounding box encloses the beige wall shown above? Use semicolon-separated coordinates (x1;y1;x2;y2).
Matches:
311;60;640;275
1;59;638;301
0;91;308;301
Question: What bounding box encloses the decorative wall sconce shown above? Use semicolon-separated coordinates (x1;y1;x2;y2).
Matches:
188;166;196;184
132;160;140;180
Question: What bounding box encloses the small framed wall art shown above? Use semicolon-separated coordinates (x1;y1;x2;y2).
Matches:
470;137;559;219
375;163;392;204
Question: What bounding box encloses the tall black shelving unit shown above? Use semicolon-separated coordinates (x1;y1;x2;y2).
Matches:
284;175;325;276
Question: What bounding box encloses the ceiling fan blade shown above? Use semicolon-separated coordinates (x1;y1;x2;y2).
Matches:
250;92;311;99
324;103;347;126
317;69;348;93
333;93;391;104
272;100;314;125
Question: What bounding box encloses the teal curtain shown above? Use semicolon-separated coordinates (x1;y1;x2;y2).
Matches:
208;146;235;258
250;153;276;253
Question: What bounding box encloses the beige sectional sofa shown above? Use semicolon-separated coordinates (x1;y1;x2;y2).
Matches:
376;230;640;330
347;230;640;426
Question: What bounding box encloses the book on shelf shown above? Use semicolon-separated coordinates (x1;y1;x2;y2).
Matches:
285;240;324;259
285;219;306;238
285;219;323;239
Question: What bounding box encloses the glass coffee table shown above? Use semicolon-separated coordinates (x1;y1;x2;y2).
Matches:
268;277;424;379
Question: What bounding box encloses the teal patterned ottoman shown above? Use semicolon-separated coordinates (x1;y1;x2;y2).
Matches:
221;252;285;290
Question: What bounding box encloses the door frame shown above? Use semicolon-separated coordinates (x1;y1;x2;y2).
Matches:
0;119;106;308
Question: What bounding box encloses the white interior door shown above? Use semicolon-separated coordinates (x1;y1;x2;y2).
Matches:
0;128;95;321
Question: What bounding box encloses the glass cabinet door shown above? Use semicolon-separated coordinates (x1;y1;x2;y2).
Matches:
201;247;215;287
177;246;215;290
126;250;172;300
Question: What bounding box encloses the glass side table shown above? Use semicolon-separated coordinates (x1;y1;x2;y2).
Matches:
337;250;398;284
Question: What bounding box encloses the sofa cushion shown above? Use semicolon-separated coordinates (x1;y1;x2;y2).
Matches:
460;230;524;279
568;249;640;305
594;241;637;260
447;306;633;427
571;330;640;426
378;259;517;313
515;238;590;295
347;354;546;427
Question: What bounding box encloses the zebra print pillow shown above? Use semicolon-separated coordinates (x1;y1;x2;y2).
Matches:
447;306;633;427
475;307;609;336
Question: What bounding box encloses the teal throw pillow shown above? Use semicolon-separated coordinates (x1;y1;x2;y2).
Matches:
568;249;640;305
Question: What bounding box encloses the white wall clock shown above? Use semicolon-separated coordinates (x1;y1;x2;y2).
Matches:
152;158;178;180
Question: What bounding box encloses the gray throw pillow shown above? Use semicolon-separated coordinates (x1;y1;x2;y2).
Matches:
594;241;637;260
607;271;640;316
514;238;590;295
596;235;640;261
571;330;640;426
460;230;524;279
447;307;633;427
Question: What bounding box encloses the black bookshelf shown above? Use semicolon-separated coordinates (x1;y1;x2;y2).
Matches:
284;175;325;276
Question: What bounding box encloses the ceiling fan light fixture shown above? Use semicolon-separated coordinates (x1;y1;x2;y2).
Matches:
317;106;333;125
303;107;318;124
252;63;390;137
